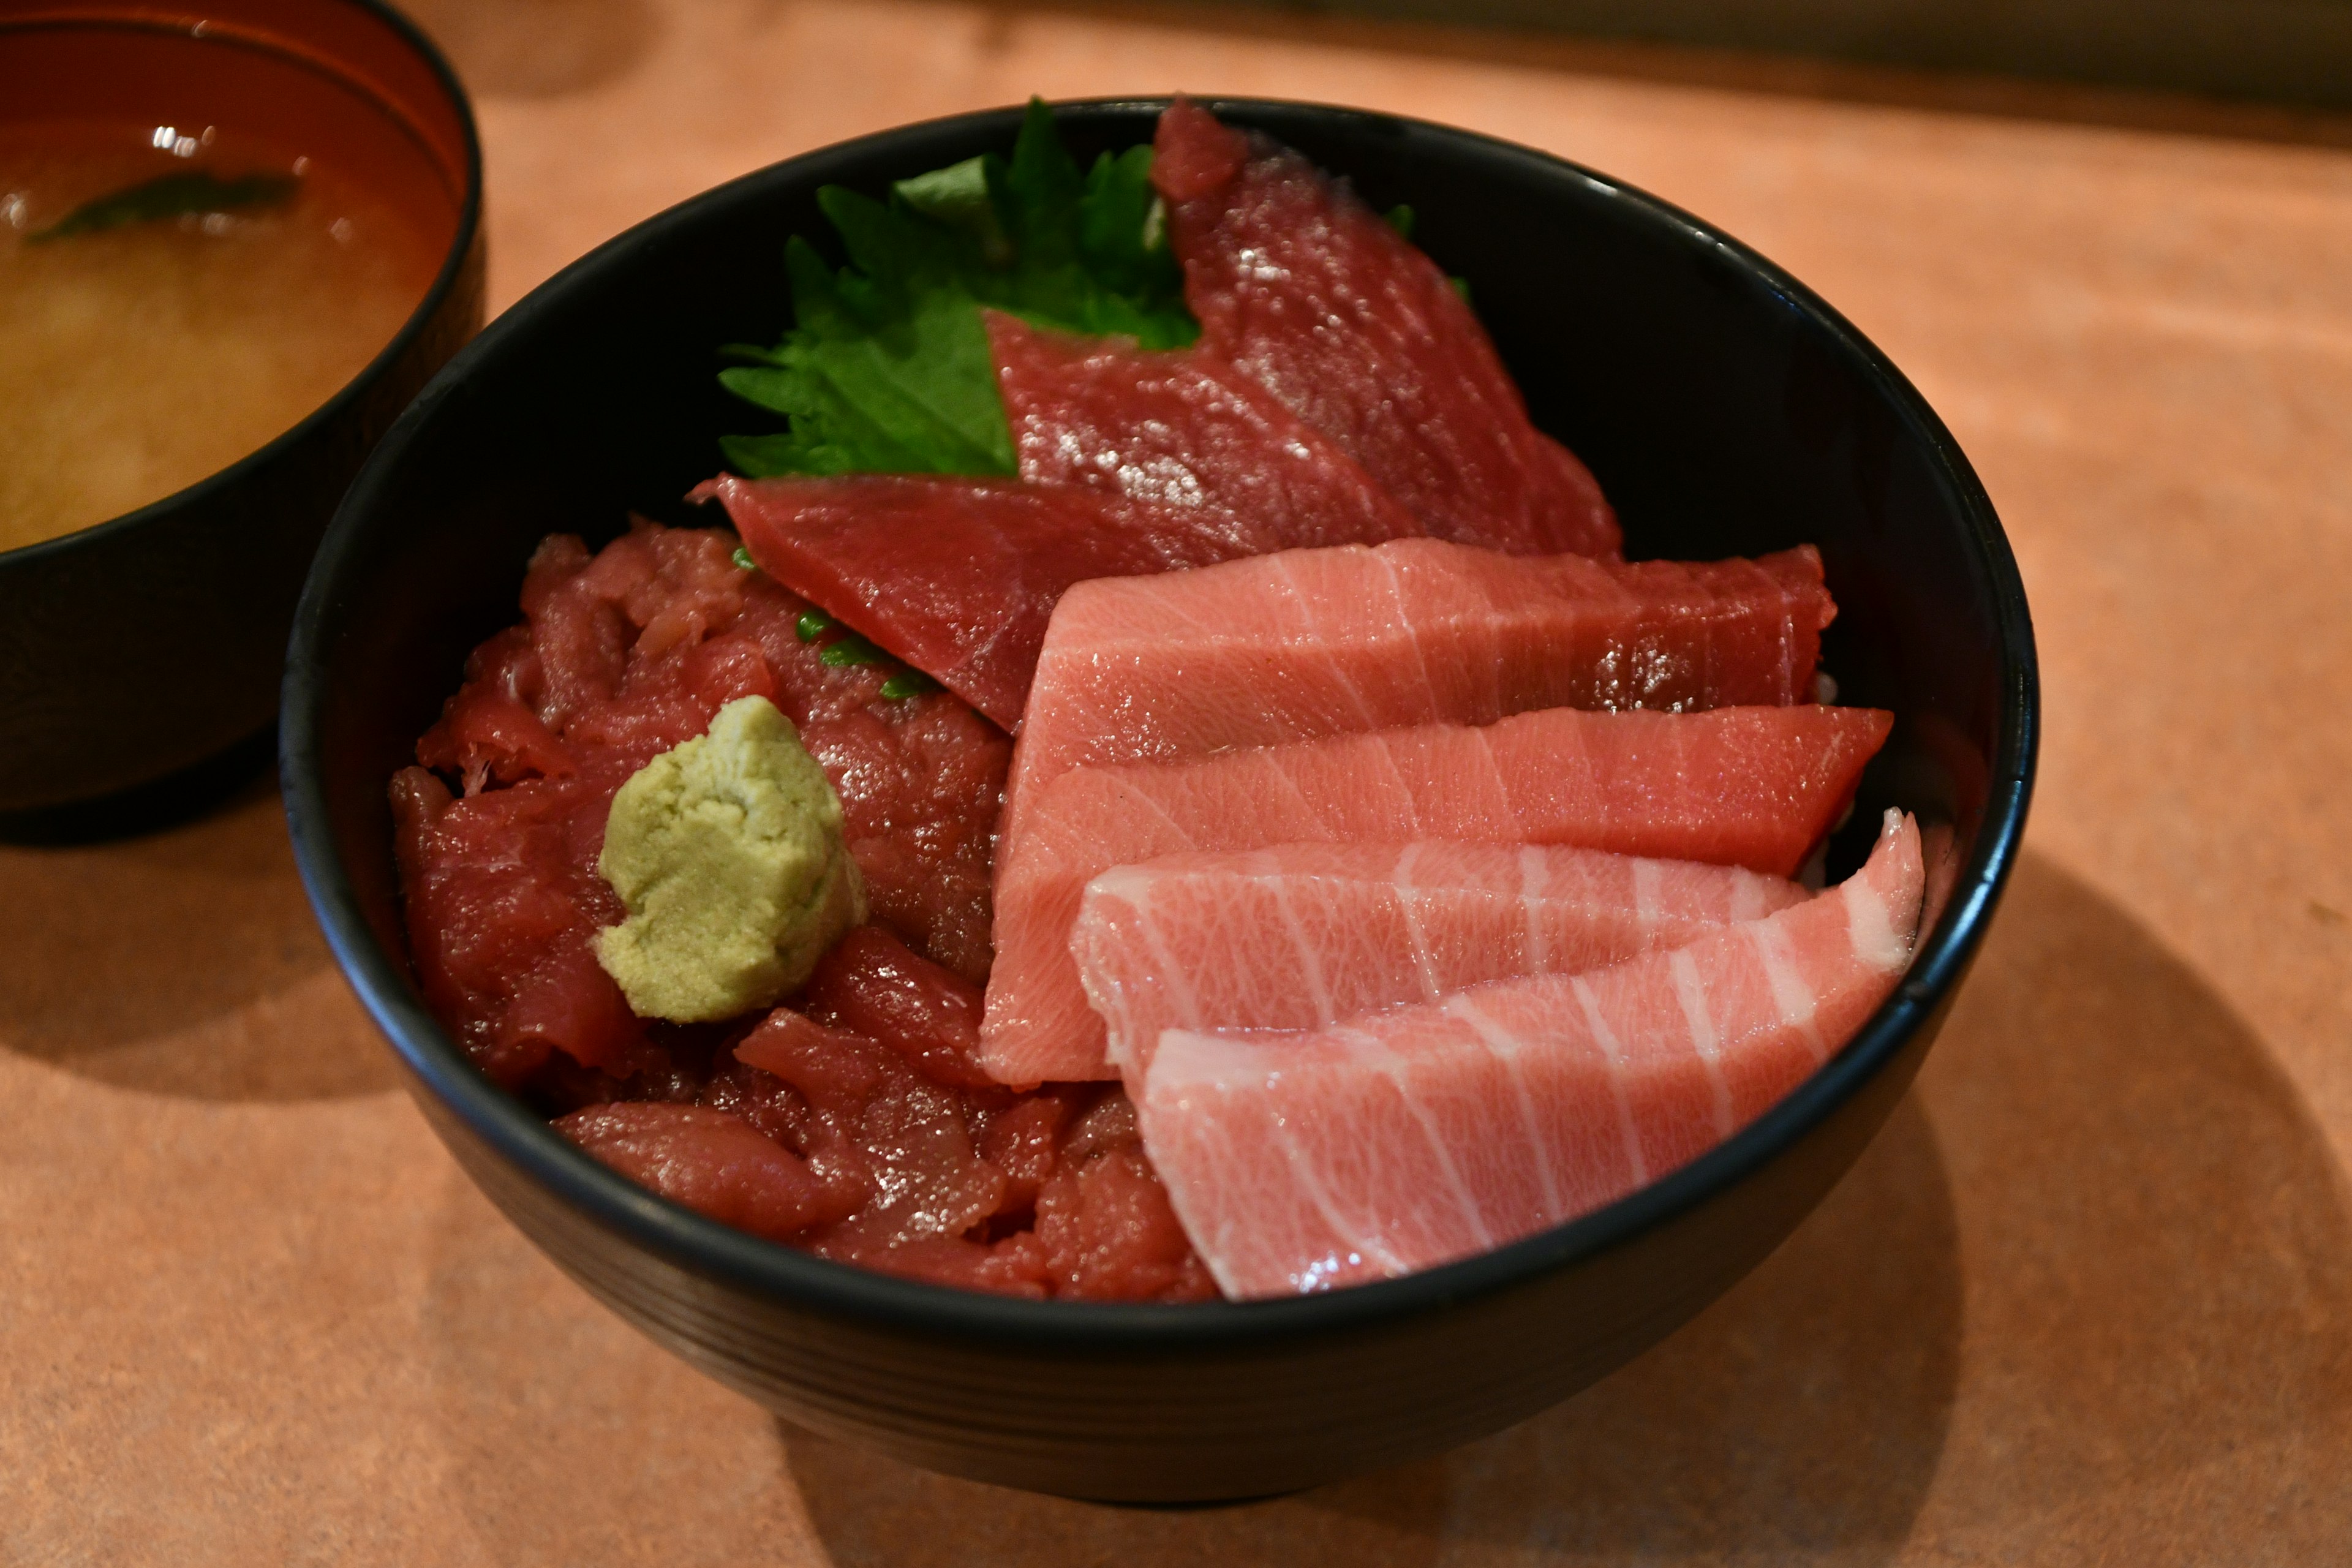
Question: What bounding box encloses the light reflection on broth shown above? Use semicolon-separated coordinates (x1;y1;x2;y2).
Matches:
0;123;441;551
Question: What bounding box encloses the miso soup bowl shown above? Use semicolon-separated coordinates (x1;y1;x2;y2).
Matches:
282;99;2037;1503
0;0;480;823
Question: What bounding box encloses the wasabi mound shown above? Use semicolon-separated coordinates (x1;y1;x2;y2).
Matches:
595;695;865;1022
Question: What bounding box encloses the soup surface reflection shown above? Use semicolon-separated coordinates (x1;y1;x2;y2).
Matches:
0;122;441;551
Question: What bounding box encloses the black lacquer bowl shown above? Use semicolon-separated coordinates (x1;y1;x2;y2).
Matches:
0;0;481;821
282;99;2036;1503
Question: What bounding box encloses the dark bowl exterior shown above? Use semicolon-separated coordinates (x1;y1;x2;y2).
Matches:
284;99;2036;1502
0;0;483;816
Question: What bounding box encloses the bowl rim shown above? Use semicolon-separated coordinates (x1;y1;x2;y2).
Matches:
284;94;2038;1349
0;0;484;570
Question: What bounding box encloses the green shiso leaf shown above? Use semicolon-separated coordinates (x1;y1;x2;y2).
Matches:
30;170;298;242
721;98;1196;477
719;256;1013;477
894;155;1012;265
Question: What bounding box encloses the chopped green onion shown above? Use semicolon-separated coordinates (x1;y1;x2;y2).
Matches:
796;609;834;642
880;669;940;700
819;633;889;668
731;545;756;571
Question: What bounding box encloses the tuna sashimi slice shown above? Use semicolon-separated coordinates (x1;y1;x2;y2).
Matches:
1001;536;1834;856
693;473;1284;731
1138;810;1925;1298
982;703;1891;1084
987;311;1421;547
1074;840;1809;1082
556;1102;842;1242
1152;99;1619;559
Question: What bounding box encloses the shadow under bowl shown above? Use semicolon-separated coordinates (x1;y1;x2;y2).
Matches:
0;0;482;824
282;97;2037;1503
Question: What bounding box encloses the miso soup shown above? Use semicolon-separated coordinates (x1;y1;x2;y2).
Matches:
0;121;442;550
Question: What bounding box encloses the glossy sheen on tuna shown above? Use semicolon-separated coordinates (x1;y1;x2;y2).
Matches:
1153;97;1619;559
989;309;1421;545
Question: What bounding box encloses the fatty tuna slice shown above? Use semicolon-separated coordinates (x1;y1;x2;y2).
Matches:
1137;810;1924;1298
987;311;1421;546
982;703;1891;1084
1001;536;1834;855
1074;840;1809;1082
1152;98;1619;559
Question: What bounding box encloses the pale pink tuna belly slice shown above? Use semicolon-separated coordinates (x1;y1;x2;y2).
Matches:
1137;810;1925;1299
1000;535;1834;858
1151;98;1619;559
986;311;1422;547
982;703;1891;1084
1074;840;1809;1084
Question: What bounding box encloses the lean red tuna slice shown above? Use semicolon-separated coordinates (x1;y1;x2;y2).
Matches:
1000;536;1834;856
986;311;1422;546
983;703;1891;1085
1137;810;1924;1298
1074;840;1810;1083
1152;97;1619;559
696;472;1281;731
556;1102;842;1242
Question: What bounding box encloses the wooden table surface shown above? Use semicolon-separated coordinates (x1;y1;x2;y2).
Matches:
9;2;2352;1561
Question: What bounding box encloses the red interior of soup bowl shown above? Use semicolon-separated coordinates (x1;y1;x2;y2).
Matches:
0;0;467;247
